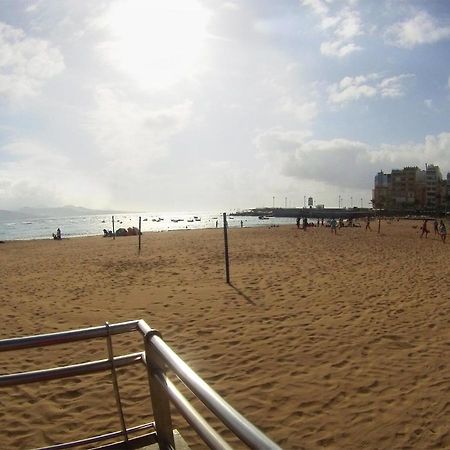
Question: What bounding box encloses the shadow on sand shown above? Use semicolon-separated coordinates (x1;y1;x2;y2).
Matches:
229;283;256;306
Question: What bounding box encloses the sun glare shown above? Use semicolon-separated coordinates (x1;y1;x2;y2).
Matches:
104;0;209;89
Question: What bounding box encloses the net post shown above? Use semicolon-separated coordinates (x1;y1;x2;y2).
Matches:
138;216;142;255
223;212;230;284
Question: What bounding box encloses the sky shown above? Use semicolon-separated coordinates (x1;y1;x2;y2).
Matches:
0;0;450;212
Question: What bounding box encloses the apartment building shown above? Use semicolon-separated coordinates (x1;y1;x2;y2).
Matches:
372;164;448;212
425;164;442;209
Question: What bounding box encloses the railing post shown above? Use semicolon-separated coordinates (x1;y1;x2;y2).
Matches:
144;330;175;450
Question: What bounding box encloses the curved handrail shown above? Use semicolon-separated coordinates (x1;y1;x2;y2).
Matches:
0;319;281;449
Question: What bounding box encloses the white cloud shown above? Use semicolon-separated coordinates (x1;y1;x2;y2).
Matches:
253;129;450;191
222;2;240;11
301;1;363;57
333;8;362;41
328;73;414;105
378;74;415;98
255;62;319;124
386;11;450;48
280;98;318;123
320;40;361;57
301;0;329;17
0;140;75;208
0;21;64;101
86;86;193;166
254;128;312;156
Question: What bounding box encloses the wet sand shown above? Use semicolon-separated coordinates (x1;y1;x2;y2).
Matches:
1;220;449;449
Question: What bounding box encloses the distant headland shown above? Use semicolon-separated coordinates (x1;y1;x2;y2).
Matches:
0;206;130;221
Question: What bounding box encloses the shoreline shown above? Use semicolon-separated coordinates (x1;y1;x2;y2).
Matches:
0;224;228;243
2;214;445;243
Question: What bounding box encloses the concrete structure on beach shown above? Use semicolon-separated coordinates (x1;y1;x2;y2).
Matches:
233;207;373;219
372;164;449;213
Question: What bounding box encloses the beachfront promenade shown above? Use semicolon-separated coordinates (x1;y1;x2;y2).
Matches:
231;206;443;220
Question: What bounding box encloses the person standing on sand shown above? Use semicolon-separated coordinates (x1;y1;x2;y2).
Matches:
433;219;439;235
296;217;300;229
439;220;446;243
420;219;429;238
303;217;308;230
365;216;371;231
330;218;337;234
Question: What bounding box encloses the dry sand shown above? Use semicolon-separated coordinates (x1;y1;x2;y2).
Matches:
1;220;449;449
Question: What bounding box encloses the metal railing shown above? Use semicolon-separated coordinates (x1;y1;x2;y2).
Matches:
0;320;281;450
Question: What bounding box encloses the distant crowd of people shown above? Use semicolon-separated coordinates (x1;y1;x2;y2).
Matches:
296;216;360;234
420;219;446;243
52;216;449;244
294;215;448;243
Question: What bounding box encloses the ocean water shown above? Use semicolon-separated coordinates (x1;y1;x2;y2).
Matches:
0;212;297;241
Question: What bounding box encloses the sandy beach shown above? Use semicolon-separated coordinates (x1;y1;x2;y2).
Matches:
1;220;450;449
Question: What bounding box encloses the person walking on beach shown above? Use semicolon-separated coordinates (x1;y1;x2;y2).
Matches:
433;219;439;235
303;217;308;230
420;219;429;238
365;216;371;231
330;218;337;234
439;220;446;243
296;217;300;229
